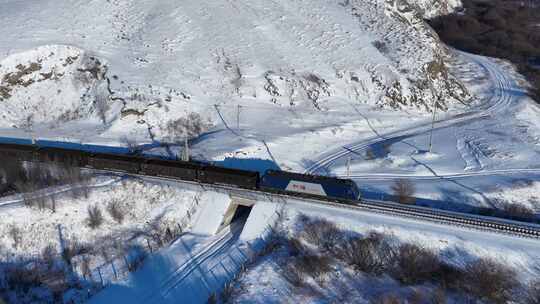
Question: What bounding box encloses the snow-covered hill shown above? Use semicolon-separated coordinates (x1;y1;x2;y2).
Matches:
0;0;468;144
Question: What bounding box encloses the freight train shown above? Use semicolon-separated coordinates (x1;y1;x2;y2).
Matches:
0;142;361;202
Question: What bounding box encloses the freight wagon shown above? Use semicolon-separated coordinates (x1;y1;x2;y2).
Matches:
0;141;360;203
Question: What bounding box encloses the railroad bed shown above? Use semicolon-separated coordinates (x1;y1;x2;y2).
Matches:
129;172;540;240
1;141;540;240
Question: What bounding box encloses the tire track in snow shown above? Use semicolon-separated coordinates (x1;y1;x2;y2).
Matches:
304;52;521;180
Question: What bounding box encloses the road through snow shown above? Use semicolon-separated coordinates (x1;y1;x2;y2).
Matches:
304;52;540;184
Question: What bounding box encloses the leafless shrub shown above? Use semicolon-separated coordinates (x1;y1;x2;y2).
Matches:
393;243;441;285
61;238;90;265
126;245;147;272
391;179;416;204
527;280;540;304
107;199;125;224
4;265;42;294
41;244;57;269
501;203;535;221
87;205;104;229
461;258;519;304
287;237;306;257
292;254;332;282
8;225;23;249
281;259;306;287
207;293;217;304
431;287;447;304
372;40;390;54
81;255;92;280
220;281;236;303
337;232;394;275
301;217;343;251
372;293;403;304
304;73;327;87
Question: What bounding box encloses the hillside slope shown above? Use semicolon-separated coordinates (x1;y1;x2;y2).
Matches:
0;0;468;153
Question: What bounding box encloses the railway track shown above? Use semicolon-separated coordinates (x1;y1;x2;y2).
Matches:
124;171;540;240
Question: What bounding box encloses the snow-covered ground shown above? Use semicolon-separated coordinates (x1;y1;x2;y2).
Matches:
0;178;201;272
0;0;468;156
307;52;540;211
2;0;540;302
75;182;540;303
226;202;540;303
1;0;539;214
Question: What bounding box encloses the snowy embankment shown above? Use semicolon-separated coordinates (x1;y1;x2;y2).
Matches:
89;185;540;303
224;205;540;303
0;179;198;259
0;178;205;302
89;192;282;303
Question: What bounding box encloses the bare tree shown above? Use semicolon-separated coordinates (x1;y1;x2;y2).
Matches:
393;243;441;285
41;244;57;269
527;280;540;304
9;225;23;249
166;112;209;142
94;82;109;125
461;258;519;304
391;179;416;204
121;136;138;154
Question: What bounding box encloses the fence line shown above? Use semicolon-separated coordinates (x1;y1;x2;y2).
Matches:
72;194;203;288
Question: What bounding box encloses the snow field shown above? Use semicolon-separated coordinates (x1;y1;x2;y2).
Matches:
0;0;469;159
226;200;540;303
0;178;201;271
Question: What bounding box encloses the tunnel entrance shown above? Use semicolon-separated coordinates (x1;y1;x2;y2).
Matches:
217;197;254;233
231;204;252;224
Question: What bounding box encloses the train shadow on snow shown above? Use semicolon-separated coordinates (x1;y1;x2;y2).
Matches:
212;157;280;175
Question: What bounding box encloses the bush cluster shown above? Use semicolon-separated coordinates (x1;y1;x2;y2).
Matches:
284;215;528;304
87;205;104;229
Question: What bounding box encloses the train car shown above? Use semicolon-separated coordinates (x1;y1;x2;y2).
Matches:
0;143;37;162
199;165;259;189
260;170;361;201
141;158;200;181
37;147;89;167
87;153;142;174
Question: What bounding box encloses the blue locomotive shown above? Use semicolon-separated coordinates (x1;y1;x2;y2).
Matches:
260;170;361;201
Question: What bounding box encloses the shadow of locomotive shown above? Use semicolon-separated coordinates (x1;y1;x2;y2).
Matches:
212;157;280;175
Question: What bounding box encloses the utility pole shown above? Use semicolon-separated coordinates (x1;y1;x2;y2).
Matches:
346;156;351;177
236;104;242;130
182;137;190;161
428;94;438;153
